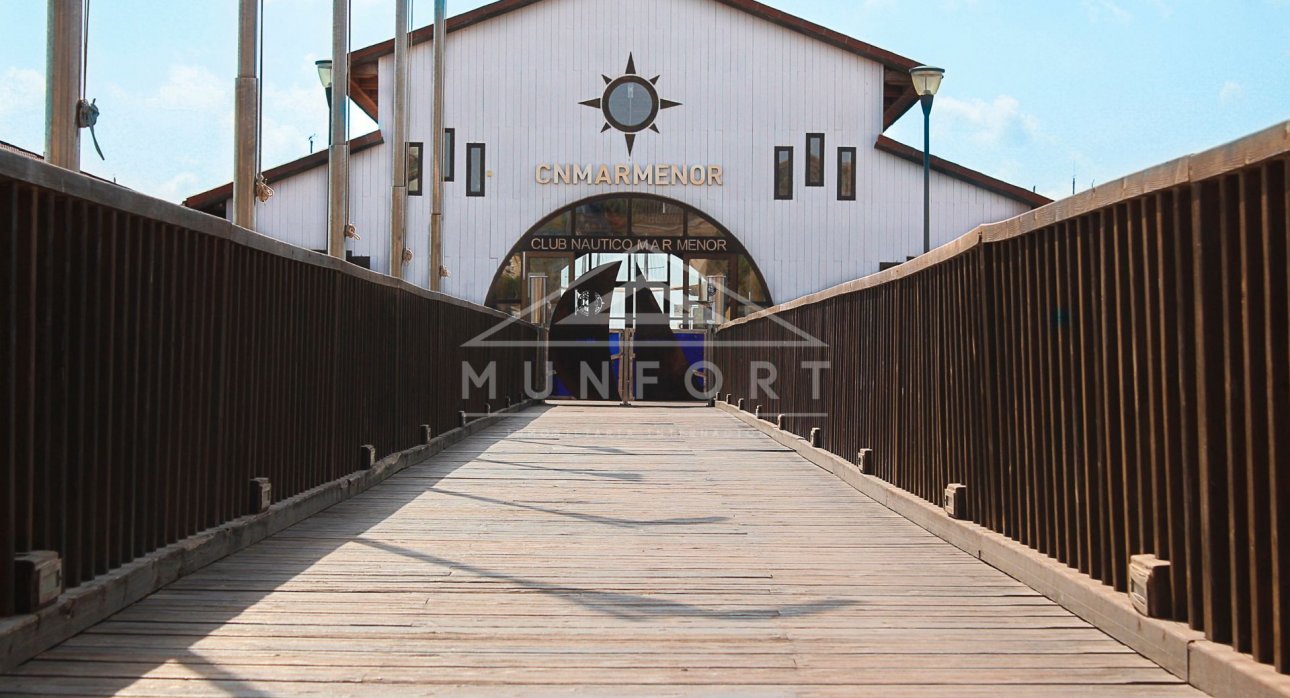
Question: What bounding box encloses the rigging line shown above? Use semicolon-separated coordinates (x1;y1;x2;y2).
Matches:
80;0;90;99
348;0;352;141
257;0;265;179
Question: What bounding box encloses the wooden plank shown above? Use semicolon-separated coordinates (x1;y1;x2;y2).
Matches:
1;406;1197;694
1192;179;1232;644
1219;175;1251;654
1265;157;1290;672
1172;186;1204;630
1240;167;1273;663
1074;214;1103;582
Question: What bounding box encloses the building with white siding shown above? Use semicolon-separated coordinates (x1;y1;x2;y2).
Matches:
186;0;1047;324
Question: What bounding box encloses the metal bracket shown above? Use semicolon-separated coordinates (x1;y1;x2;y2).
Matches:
76;98;105;160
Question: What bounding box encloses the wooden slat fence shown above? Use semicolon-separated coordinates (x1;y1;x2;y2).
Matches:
713;123;1290;673
0;151;541;615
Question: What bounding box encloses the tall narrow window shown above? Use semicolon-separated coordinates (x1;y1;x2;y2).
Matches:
407;142;424;196
774;147;793;200
467;143;485;197
442;128;455;182
837;147;856;201
806;133;825;187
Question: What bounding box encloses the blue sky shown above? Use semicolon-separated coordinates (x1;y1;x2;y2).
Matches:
1;0;1286;202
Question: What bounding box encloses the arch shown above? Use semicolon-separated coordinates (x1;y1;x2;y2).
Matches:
484;193;772;323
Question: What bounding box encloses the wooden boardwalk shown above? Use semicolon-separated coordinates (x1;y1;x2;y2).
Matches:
1;405;1201;697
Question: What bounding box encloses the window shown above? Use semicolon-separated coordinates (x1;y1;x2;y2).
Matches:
442;128;455;182
533;211;571;236
774;147;793;200
688;212;721;237
466;143;485;197
837;147;856;201
806;133;824;187
407;142;423;196
631;198;683;236
575;198;630;236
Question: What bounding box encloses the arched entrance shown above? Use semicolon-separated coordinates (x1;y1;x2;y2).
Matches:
484;195;772;401
485;194;771;326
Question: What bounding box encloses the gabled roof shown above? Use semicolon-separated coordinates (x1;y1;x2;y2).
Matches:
186;0;1051;213
875;136;1051;208
0;140;41;159
1;139;127;188
345;0;924;130
184;130;384;212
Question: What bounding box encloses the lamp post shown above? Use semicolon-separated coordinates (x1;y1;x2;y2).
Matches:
315;60;333;112
910;65;944;255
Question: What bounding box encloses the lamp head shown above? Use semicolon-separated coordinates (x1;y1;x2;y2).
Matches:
909;66;945;98
315;60;334;90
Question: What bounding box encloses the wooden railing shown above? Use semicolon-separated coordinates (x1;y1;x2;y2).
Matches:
713;122;1290;673
0;151;542;616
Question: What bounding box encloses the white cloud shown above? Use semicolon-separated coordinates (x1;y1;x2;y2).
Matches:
261;82;330;166
0;67;45;120
1219;80;1244;105
1082;0;1133;23
932;94;1043;148
143;65;231;113
84;58;345;201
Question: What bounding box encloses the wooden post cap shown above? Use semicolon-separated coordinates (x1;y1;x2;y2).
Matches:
358;444;376;471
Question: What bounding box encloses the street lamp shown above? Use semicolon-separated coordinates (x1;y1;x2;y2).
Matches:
910;65;944;255
315;59;334;108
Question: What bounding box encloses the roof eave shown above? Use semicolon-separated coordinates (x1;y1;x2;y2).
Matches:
183;130;385;212
873;135;1052;209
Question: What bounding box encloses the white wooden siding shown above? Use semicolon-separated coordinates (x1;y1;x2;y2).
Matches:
232;0;1032;306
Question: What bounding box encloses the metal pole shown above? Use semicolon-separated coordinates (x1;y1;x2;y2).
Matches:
389;0;409;278
429;0;446;290
327;0;350;259
233;0;259;230
45;0;82;170
921;94;933;255
528;275;547;325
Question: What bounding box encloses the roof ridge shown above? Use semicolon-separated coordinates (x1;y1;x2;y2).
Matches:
343;0;924;130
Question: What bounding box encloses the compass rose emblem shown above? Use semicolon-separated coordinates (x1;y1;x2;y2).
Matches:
580;54;682;155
